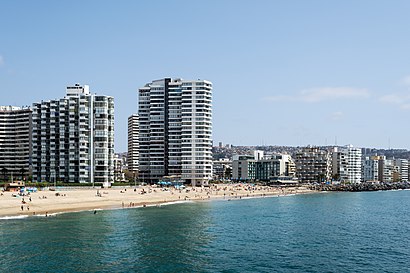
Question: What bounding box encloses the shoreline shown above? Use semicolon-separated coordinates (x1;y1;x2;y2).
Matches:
0;184;316;219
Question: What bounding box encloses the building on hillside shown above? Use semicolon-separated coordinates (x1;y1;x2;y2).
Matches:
138;78;212;186
32;84;114;184
127;114;139;174
295;146;332;183
332;145;362;183
0;106;32;180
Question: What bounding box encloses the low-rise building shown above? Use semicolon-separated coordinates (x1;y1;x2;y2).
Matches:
212;158;232;180
232;153;295;182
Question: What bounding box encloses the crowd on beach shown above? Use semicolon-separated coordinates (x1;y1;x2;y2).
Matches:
0;183;313;217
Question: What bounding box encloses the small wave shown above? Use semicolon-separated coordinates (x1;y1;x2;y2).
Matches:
0;215;29;220
33;212;60;217
159;200;193;206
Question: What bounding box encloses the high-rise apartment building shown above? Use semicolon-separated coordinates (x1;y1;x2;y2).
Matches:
0;106;32;179
362;155;383;182
378;158;396;183
394;159;409;182
127;114;139;174
32;84;114;184
295;146;332;183
332;145;362;183
138;78;212;186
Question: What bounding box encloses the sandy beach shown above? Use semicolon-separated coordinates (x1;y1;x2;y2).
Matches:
0;184;316;218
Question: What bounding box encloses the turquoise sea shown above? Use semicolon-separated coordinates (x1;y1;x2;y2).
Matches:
1;190;410;272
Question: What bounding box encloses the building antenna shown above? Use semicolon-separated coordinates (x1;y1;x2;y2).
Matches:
388;137;391;150
335;136;338;146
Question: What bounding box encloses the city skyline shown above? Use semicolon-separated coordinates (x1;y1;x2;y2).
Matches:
2;1;410;151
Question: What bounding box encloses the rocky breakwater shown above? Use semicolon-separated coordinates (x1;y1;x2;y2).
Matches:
314;182;410;192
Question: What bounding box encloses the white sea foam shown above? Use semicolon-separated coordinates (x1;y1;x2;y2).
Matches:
158;200;193;206
0;215;29;220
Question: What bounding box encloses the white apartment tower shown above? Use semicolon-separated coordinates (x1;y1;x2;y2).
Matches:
0;106;32;179
362;155;383;182
32;84;114;184
332;145;362;183
127;114;139;173
138;78;213;186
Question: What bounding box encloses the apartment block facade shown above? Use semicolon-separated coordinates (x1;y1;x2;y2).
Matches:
32;84;114;184
295;146;332;183
332;145;362;183
362;155;383;182
394;159;409;182
138;78;212;186
232;154;295;181
0;106;32;178
127;114;139;174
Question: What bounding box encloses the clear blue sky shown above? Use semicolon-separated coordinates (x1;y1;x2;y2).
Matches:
1;0;410;151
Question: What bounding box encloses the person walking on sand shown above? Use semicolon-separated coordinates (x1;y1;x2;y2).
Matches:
20;205;23;211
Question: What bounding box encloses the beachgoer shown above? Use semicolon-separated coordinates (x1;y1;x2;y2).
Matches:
45;212;48;217
21;205;23;211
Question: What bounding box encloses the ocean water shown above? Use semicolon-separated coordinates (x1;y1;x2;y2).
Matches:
1;191;410;272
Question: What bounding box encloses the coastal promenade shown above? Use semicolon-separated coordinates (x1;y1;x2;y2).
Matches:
0;184;315;217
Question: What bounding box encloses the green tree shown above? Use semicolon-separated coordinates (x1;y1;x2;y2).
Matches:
224;167;232;179
1;167;8;182
20;168;27;181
